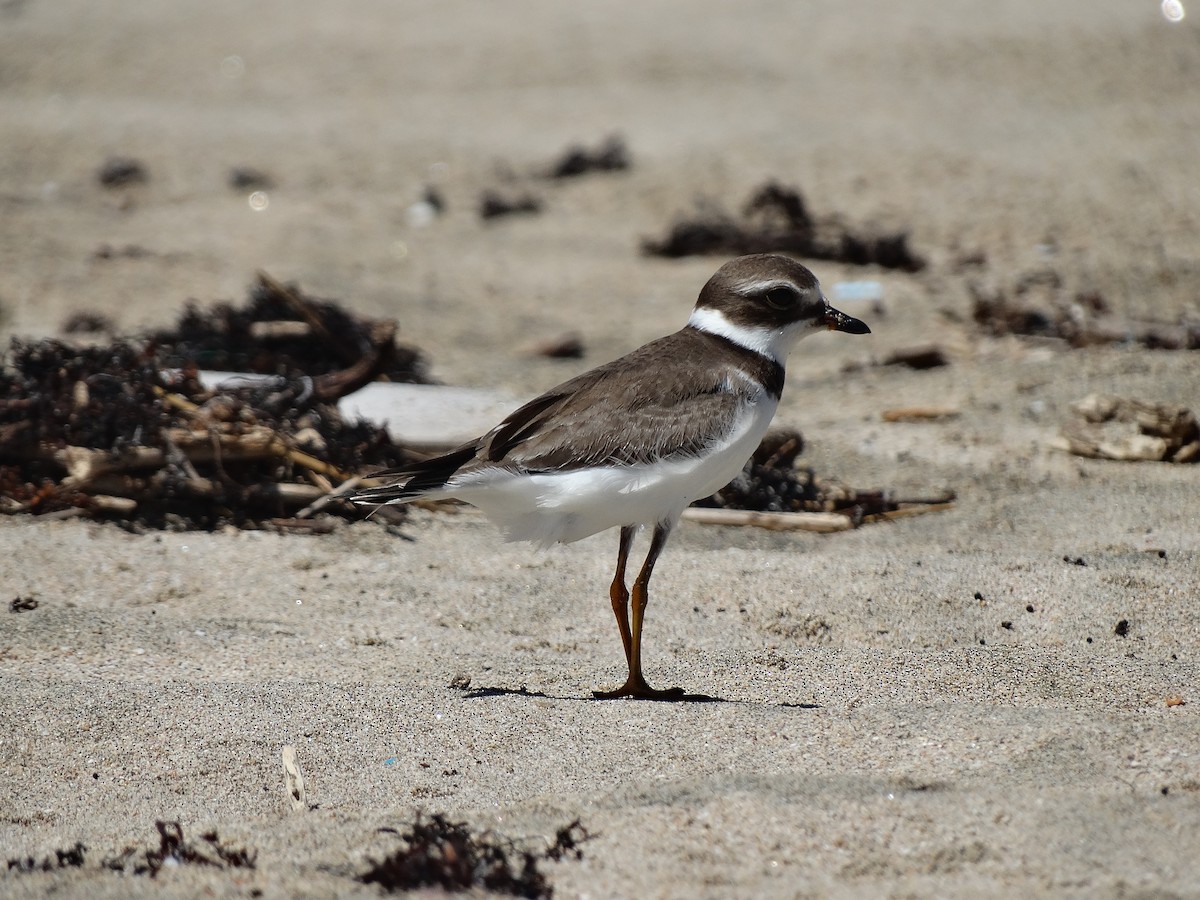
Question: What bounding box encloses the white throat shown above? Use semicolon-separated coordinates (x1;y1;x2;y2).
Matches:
687;306;809;363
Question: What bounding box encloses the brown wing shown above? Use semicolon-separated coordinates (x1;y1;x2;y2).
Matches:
475;330;750;473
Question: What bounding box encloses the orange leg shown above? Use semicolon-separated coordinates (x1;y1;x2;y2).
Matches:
593;523;685;701
606;525;635;666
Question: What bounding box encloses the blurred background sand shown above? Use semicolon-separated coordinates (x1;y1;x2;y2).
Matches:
2;2;1199;897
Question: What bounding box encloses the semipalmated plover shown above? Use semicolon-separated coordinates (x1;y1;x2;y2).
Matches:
350;254;870;699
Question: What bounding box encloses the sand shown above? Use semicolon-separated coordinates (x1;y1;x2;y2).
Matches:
2;1;1199;897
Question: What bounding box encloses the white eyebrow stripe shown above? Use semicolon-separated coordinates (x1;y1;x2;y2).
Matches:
729;278;800;294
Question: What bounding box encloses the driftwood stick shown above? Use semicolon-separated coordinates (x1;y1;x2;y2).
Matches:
681;507;854;533
310;322;398;401
285;447;349;480
882;406;960;422
305;470;334;493
55;430;284;483
165;426;286;458
38;506;89;521
861;501;957;523
153;385;201;417
250;320;312;340
269;517;339;533
81;472;327;507
88;494;138;515
265;483;328;504
54;426;351;493
56;446;166;482
256;271;362;366
295;475;361;519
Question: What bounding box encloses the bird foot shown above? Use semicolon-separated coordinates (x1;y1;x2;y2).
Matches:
593;678;686;701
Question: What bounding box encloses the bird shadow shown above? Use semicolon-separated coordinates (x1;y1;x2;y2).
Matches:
460;685;557;700
457;685;821;708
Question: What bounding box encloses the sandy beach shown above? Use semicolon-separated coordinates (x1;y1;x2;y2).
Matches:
2;1;1199;896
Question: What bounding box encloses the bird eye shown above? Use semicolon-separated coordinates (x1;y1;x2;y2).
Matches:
763;286;799;310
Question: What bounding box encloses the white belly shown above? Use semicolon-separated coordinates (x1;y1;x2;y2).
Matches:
449;395;779;547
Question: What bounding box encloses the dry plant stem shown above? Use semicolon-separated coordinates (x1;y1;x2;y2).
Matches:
310;321;399;400
295;475;361;519
155;386;201;415
680;507;854;532
82;472;327;506
882;407;961;422
861;501;957;523
88;494;137;514
256;271;362;367
65;393;356;484
282;746;308;811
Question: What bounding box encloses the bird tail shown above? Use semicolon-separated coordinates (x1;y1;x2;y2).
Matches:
347;444;477;506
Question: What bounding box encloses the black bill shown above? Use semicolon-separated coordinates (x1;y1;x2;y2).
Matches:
823;305;871;335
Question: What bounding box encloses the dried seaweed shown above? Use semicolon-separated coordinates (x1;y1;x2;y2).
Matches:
97;156;147;187
547;134;630;178
7;842;86;873
360;813;591;898
480;190;543;220
149;272;430;380
1053;394;1200;463
103;820;256;877
228;167;274;190
694;427;953;524
1;272;951;533
643;181;925;272
0;278;423;529
970;271;1200;350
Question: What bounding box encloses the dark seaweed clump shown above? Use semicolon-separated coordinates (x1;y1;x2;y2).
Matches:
360;813;591;898
0;277;425;529
643;181;925;272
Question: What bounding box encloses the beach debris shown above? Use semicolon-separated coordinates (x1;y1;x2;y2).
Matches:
970;273;1200;350
831;280;884;305
680;506;855;533
479;189;543;220
1052;394;1200;463
61;311;116;334
547;134;631;178
642;181;925;272
0;279;424;529
882;406;960;422
97;156;147;187
1166;696;1186;707
528;332;585;360
421;185;446;214
151;271;430;379
92;243;158;261
6;842;87;873
406;186;445;227
9;595;39;612
692;427;955;529
228;166;274;190
282;745;308;811
1114;619;1131;637
360;813;591;897
880;345;949;370
3;291;949;533
103;820;256;877
336;382;516;451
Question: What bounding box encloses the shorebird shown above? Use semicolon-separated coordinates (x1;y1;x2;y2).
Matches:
350;254;870;699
